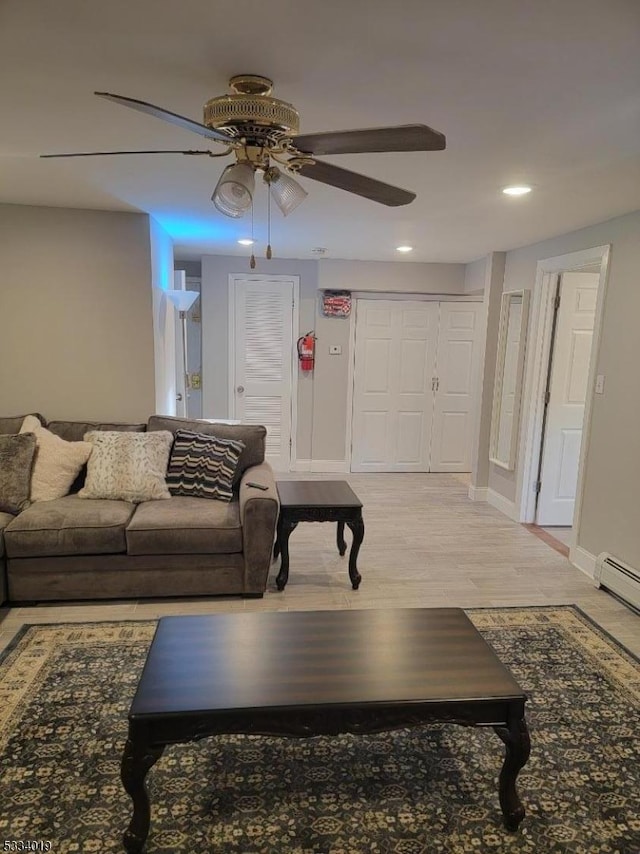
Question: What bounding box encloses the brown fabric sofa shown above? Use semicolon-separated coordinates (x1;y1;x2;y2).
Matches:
0;414;279;604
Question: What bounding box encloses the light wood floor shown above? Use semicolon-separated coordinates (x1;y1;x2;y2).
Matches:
1;473;638;656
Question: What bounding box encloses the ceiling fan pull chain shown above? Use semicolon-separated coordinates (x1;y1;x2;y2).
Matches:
266;187;273;260
250;198;256;269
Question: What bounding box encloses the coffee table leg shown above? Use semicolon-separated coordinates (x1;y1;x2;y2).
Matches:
121;726;165;853
337;522;347;556
346;518;364;589
494;712;531;831
276;519;296;591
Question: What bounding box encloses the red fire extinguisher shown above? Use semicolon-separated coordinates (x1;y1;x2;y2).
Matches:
297;332;316;372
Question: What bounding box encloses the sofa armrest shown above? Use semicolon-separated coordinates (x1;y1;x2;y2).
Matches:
239;462;279;594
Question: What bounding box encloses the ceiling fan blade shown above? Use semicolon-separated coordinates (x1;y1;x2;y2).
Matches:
295;159;416;206
94;92;234;144
40;149;216;158
291;124;445;156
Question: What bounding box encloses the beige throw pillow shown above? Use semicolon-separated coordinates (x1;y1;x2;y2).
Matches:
20;415;92;502
79;430;173;503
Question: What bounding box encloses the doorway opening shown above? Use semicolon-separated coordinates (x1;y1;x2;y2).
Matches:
519;246;610;559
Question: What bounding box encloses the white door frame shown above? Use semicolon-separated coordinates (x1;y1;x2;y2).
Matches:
518;246;611;550
227;273;300;470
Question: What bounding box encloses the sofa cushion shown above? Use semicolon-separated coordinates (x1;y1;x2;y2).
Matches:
79;431;173;503
147;415;265;485
46;420;147;442
4;495;135;558
0;414;45;435
0;512;14;558
166;429;245;502
126;496;242;555
0;433;37;515
19;415;92;503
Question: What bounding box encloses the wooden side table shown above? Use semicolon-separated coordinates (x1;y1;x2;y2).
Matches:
274;480;364;590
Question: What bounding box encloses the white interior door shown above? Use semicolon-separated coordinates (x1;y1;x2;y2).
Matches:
430;303;482;472
351;300;438;472
537;272;599;525
231;277;296;472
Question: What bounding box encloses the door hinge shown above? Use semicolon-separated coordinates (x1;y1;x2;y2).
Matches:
289;437;292;449
535;480;542;495
554;293;561;310
544;390;551;406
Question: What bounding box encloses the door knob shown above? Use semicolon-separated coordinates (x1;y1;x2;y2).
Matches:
237;385;245;394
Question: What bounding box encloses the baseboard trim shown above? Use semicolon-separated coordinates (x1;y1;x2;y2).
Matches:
486;488;520;522
468;485;489;502
570;545;597;579
293;459;350;473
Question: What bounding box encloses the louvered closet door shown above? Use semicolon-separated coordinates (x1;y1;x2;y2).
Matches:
232;278;295;472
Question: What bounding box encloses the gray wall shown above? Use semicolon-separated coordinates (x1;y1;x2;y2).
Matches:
488;209;640;569
319;259;465;294
0;204;156;422
463;258;487;295
201;254;466;463
175;259;202;278
466;253;506;490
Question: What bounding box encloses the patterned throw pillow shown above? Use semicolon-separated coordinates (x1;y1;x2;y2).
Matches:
20;415;92;502
79;431;173;503
0;433;37;515
166;429;245;502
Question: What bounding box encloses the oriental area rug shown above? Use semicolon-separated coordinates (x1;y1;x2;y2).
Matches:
1;606;639;853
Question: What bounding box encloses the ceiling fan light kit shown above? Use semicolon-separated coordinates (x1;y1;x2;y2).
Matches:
211;161;255;217
42;75;446;263
265;165;308;216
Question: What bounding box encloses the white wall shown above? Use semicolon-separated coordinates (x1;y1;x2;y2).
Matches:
487;209;640;569
0;204;156;422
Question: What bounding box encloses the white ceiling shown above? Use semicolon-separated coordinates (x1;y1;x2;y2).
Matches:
1;0;639;263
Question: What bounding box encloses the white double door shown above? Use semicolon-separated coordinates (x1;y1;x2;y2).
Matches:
351;300;481;472
230;276;297;472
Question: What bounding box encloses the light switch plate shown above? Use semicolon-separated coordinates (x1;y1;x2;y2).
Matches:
329;345;342;355
595;374;605;394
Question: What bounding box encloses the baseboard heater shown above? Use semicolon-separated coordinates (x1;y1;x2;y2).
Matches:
595;553;640;611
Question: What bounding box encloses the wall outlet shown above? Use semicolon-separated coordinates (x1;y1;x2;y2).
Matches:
329;345;342;355
595;374;605;394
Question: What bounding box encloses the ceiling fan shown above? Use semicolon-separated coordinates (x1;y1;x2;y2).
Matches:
41;74;446;219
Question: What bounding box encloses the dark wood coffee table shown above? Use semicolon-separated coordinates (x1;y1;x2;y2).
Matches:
274;480;364;590
120;608;530;852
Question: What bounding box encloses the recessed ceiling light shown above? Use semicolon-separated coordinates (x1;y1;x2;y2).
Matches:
396;245;413;253
502;185;532;196
237;238;254;246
